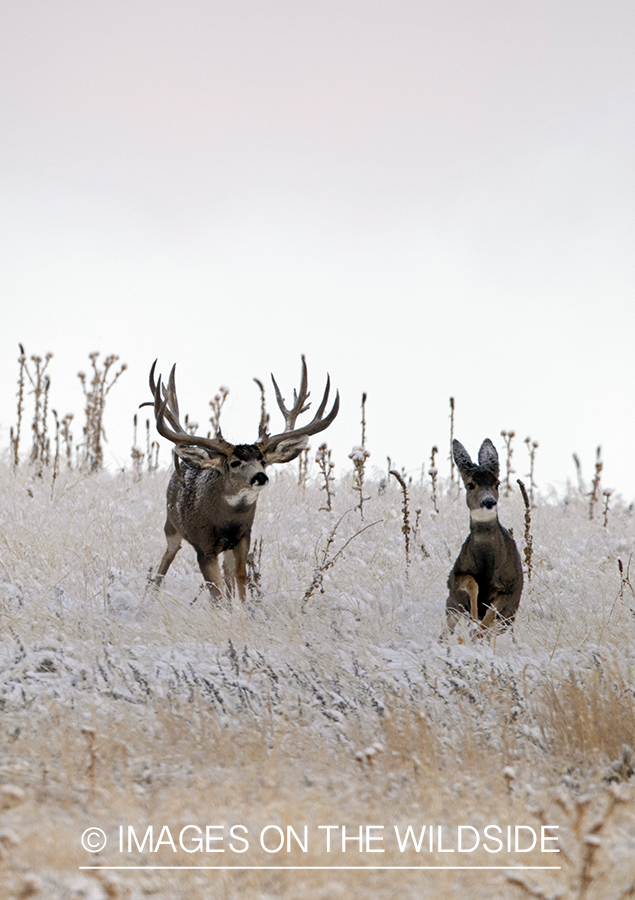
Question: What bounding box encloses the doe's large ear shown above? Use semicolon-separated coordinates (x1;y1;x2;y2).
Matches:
477;438;499;476
453;439;475;478
262;435;309;465
174;445;226;470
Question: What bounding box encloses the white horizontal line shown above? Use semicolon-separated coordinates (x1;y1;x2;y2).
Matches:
79;865;562;871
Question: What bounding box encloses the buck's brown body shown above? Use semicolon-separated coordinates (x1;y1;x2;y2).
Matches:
145;358;338;601
158;446;266;599
446;438;523;635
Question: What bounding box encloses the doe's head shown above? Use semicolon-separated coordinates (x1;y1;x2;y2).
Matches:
453;438;500;520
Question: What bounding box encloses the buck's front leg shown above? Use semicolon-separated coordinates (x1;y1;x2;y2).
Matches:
196;550;224;602
232;533;250;602
152;518;183;587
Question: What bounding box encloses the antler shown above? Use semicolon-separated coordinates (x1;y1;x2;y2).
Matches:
142;360;234;455
258;355;340;452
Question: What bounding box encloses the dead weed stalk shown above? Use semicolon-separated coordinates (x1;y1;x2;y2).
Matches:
428;445;439;514
517;479;534;581
316;443;335;512
390;469;411;570
524;436;539;507
209;385;229;437
349;393;370;518
9;343;27;469
589;446;603;520
449;396;455;484
78;352;127;473
303;511;379;601
501;429;515;497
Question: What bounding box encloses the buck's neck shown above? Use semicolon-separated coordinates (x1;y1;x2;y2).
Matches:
223;487;260;510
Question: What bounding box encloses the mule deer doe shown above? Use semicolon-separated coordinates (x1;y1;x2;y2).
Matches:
144;356;339;601
446;438;523;636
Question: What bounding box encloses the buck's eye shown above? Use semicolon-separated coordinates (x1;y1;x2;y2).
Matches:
467;483;475;490
230;460;241;468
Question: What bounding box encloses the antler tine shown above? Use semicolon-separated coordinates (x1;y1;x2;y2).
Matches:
145;362;185;436
299;383;339;435
313;373;331;420
148;358;159;400
260;356;339;451
141;360;171;419
253;377;270;443
153;371;187;443
142;360;165;412
163;364;184;432
270;354;311;433
143;360;235;455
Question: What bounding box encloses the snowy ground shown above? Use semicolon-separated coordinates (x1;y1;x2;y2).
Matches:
0;459;633;899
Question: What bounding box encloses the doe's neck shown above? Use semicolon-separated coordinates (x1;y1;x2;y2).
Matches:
469;508;500;530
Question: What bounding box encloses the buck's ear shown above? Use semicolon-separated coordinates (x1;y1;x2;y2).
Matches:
262;435;309;465
477;438;499;476
174;446;226;470
453;439;475;478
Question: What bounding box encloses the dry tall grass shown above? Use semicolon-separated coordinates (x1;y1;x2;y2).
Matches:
0;460;633;899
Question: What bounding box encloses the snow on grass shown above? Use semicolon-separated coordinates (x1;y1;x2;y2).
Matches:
0;460;634;898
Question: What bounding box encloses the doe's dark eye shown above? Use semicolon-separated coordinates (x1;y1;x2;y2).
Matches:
467;483;475;490
230;460;241;468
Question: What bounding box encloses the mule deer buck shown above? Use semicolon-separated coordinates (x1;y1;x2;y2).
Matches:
446;438;523;636
144;356;339;601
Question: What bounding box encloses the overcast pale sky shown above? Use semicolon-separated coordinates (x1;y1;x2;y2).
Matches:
1;1;634;497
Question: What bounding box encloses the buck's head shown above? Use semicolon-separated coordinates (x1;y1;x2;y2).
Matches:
173;436;311;507
145;356;339;507
453;438;500;522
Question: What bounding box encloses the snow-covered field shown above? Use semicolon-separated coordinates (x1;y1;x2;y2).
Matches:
0;458;634;899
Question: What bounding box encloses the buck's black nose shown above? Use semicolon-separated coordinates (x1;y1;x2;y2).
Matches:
481;497;497;509
251;472;268;486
